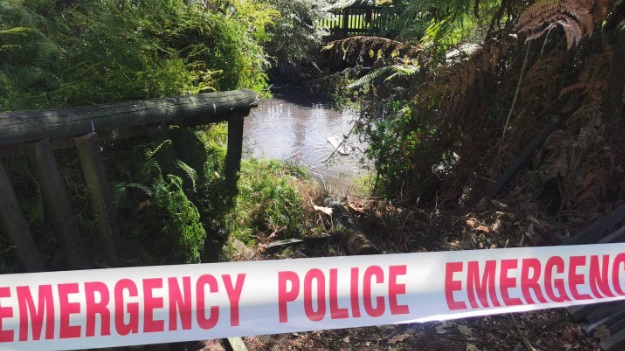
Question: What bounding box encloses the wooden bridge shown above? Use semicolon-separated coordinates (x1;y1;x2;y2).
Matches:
318;5;397;40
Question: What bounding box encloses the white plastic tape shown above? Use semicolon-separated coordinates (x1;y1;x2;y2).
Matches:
1;243;625;350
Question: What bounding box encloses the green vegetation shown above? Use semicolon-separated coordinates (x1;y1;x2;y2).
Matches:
331;0;625;235
231;159;321;246
263;0;332;80
0;0;331;270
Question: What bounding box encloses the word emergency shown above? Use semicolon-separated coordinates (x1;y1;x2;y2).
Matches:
445;254;625;310
0;274;245;342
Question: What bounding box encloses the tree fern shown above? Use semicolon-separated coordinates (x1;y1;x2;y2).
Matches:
347;64;418;89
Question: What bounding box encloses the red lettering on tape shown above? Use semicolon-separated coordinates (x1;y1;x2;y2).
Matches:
143;279;164;333
0;287;14;342
85;281;111;337
196;275;219;330
278;271;299;323
223;274;245;327
58;283;81;338
168;277;192;331
363;266;384;317
500;260;522;306
304;269;326;322
329;269;348;319
17;285;54;341
388;265;410;315
589;255;615;298
445;262;466;310
521;258;547;305
467;261;500;308
569;256;592;301
545;257;570;303
114;279;139;336
350;267;361;318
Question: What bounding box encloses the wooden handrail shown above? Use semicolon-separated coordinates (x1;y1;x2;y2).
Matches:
0;89;258;146
0;89;257;274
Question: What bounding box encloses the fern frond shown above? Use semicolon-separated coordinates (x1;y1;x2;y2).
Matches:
123;182;153;196
348;64;418;89
385;65;419;81
0;27;31;36
348;65;395;89
515;0;597;49
176;160;198;192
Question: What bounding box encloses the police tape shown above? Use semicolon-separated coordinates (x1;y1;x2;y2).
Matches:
1;243;625;350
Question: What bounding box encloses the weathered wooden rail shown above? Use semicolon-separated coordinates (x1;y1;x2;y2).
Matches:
0;90;257;351
0;90;257;272
319;5;397;40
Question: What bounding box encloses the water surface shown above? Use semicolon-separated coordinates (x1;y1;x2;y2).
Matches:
243;88;368;190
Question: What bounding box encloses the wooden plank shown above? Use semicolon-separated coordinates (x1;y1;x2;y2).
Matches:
586;302;625;323
0;107;249;158
568;304;602;322
486;115;562;198
0;160;45;272
566;202;625;245
609;312;625;335
225;112;246;194
582;303;625;335
599;224;625;243
601;327;625;351
75;133;123;267
26;139;91;269
0;90;258;146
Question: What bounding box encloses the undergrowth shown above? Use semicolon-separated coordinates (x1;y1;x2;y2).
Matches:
0;0;329;271
328;0;625;236
231;159;322;247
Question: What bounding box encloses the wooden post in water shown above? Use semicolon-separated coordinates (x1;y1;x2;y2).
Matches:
26;139;91;269
0;160;45;272
75;133;123;267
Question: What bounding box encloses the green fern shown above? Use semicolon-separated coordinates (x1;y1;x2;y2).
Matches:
176;160;198;192
348;64;418;89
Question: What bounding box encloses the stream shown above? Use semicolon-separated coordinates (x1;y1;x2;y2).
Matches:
242;87;368;191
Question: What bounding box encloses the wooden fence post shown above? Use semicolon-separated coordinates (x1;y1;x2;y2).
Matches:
0;160;45;272
75;133;123;267
27;139;91;269
342;8;349;37
225;112;246;195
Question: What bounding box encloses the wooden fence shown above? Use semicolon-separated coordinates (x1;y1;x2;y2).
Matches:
318;5;397;40
0;90;258;272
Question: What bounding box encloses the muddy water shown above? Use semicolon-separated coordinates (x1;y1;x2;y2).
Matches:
243;88;367;190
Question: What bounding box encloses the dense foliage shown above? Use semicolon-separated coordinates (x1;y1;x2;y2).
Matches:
0;0;271;111
0;0;328;270
263;0;332;80
330;0;625;232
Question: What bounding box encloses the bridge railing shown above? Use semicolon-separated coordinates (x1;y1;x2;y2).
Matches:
318;5;398;40
0;90;258;272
